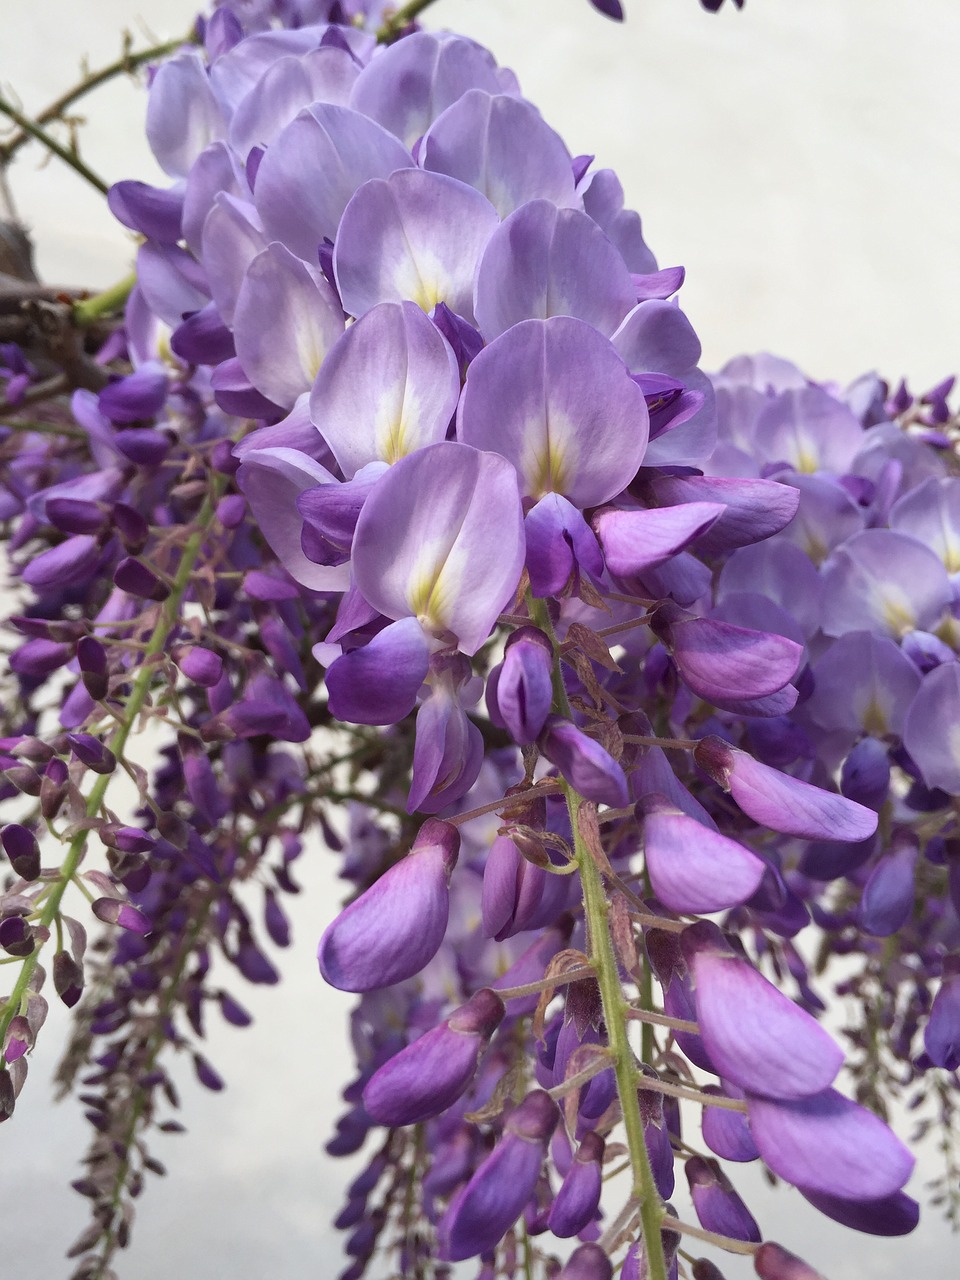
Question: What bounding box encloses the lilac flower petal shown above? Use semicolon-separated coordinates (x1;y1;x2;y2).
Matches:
890;475;960;572
752;384;865;475
558;1245;612;1280
664;615;802;705
903;662;960;794
633;265;685;300
746;1089;915;1200
108;181;183;243
136;241;210;328
645;474;800;555
229;46;360;156
439;1090;558;1261
458;316;648;507
422;91;576;218
334;169;498;325
494;626;554;746
685;1156;760;1243
924;971;960;1070
350;31;507;148
146;51;226;178
235;446;350;593
579;168;657;274
695;737;879;843
409;681;485;815
524;493;604;597
201;193;266;327
234;243;343;408
688;946;843;1100
539;716;629;808
612;298;702;376
362;988;503;1126
806;631;921;738
754;1242;826;1280
857;837;917;937
309;301;459;477
799;1188;919;1237
474;201;635;341
317;820;459;992
22;535;100;590
820;529;951;639
594;502;725;577
254;104;413;262
182;140;245;257
642;803;766;913
351;441;524;656
326;619;430;726
702;1089;760;1162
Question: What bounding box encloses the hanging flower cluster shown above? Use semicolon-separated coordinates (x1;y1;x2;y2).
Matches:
0;3;956;1280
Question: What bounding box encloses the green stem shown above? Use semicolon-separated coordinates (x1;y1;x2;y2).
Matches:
73;273;136;326
0;488;221;1060
0;95;108;195
0;35;195;162
568;783;668;1280
377;0;442;43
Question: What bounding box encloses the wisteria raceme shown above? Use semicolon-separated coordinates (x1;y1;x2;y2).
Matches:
0;1;957;1279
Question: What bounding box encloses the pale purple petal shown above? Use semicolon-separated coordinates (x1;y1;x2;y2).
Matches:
254;103;413;262
334;169;498;324
820;529;951;639
688;945;843;1100
458;316;648;507
695;737;879;843
317;819;459;991
233;243;344;408
903;661;960;794
643;474;800;556
642;801;766;913
890;475;960;573
351;441;524;656
325;618;430;726
594;502;725;578
201;194;266;326
799;1188;919;1237
746;1089;915;1200
422;91;577;218
350;31;508;148
229;47;360;156
806;631;921;738
524;493;604;597
235;445;349;592
661;614;802;704
474;201;635;341
309;300;459;476
146;51;226;178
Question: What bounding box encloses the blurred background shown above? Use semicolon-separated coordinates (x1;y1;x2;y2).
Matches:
2;1;959;1276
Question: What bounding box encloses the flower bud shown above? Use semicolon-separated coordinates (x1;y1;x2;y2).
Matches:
77;636;109;701
547;1132;604;1238
66;733;116;775
754;1243;825;1280
440;1090;559;1261
363;988;504;1126
318;819;459;992
539;716;628;808
1;824;41;881
53;951;84;1007
685;1155;760;1242
114;556;170;601
0;915;34;957
91;897;151;936
558;1244;612;1280
113;502;150;554
487;626;554;745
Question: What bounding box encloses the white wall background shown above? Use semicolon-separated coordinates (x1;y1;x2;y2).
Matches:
2;1;959;1277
